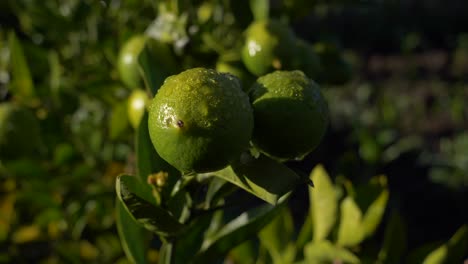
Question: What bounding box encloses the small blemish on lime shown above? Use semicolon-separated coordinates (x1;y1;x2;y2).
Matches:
177;120;184;128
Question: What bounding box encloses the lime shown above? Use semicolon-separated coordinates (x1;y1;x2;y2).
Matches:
241;20;296;76
127;89;149;129
250;70;328;160
117;35;178;90
148;68;253;173
0;103;41;160
117;36;146;89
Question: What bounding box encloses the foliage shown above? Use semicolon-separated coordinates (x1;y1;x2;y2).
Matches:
0;0;467;263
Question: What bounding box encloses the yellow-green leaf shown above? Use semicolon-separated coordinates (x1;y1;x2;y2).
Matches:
8;32;35;103
337;197;365;247
309;165;337;242
362;189;389;238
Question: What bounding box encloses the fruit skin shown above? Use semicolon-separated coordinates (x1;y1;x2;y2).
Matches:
148;68;253;173
0;103;41;160
127;89;149;129
117;36;147;89
249;70;328;160
241;20;296;76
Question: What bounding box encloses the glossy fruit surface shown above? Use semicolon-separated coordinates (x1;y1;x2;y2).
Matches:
118;36;147;89
148;68;253;173
241;20;296;76
127;89;149;129
250;70;328;160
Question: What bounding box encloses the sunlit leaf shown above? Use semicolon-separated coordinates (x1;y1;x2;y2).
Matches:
250;0;269;21
304;240;360;264
211;154;300;205
228;240;258;264
422;225;468;264
259;206;296;264
309;165;337;242
362;189;389;237
116;174;184;237
337;196;365;247
193;194;289;263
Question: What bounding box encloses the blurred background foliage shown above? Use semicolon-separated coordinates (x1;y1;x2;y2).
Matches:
0;0;467;263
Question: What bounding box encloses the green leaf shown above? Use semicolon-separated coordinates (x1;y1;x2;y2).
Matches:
8;32;35;103
337;196;365;247
135;111;180;196
171;213;217;263
259;206;296;264
115;198;148;264
296;213;313;259
377;210;406;264
304;240;360;264
228;240;258;264
422;225;468;264
309;165;337;242
211;154;300;205
109;101;130;140
115;174;184;237
250;0;269;21
362;189;389;238
193;194;289;263
137;39;177;96
204;178;236;208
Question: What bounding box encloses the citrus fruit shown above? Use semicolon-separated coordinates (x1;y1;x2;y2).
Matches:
148;68;253;173
241;20;296;76
117;36;178;89
0;103;41;160
127;89;149;129
249;70;328;160
117;36;146;89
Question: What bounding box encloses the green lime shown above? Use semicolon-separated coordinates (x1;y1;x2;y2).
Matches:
118;35;178;90
250;70;328;160
0;103;41;160
148;68;253;173
127;89;149;129
117;36;146;89
241;20;296;76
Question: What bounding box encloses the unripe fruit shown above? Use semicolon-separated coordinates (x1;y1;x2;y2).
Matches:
127;89;149;129
241;20;296;76
250;70;329;160
117;36;146;89
148;68;254;173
